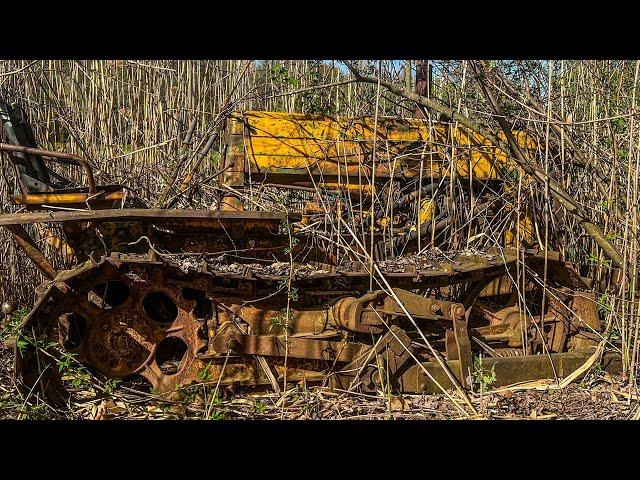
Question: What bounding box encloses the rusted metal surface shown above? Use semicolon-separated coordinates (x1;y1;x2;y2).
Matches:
330;325;414;392
413;60;432;119
14;257;207;398
569;292;602;351
402;352;622;394
452;313;473;386
0;209;301;266
4;224;57;280
0;208;299;227
10;246;609;402
211;332;368;363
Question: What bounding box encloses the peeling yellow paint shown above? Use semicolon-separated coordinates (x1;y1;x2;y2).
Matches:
233;111;536;182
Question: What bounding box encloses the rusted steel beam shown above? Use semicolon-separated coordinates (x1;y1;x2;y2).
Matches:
400;351;622;393
0;143;96;193
4;224;56;280
220;115;245;212
413;60;431;119
0;208;300;227
212;332;367;363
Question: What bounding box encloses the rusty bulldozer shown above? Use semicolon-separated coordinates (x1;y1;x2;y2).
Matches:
0;98;620;404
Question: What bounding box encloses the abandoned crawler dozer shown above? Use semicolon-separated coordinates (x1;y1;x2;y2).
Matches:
0;100;620;404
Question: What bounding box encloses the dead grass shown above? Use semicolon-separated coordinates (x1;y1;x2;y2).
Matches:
2;344;637;420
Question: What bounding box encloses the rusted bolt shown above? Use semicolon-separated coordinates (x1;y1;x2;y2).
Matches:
453;305;466;319
430;302;441;314
2;301;16;316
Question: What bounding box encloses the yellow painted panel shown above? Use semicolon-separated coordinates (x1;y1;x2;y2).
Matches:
247;150;506;180
234;111;537;181
240;111;537;150
248;154;401;177
245;136;446;161
238;111;445;142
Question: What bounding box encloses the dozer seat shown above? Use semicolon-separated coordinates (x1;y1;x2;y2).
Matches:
1;98;128;211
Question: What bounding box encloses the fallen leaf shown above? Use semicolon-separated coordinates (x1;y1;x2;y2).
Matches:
389;395;412;411
90;400;108;420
